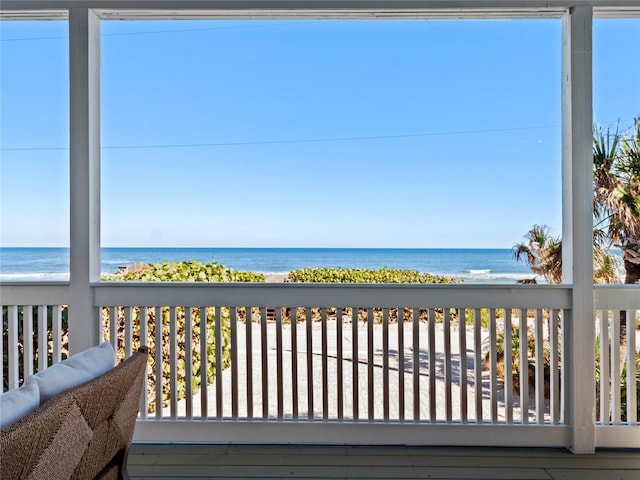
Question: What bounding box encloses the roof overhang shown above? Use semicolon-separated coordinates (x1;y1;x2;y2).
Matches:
1;1;639;20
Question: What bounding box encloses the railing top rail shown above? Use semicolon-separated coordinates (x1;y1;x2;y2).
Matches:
93;282;572;308
0;283;70;305
594;284;640;310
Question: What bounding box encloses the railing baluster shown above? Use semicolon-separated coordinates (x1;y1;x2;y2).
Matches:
534;309;544;425
611;309;621;425
0;308;4;389
52;306;61;364
277;307;284;421
291;307;299;420
231;307;239;421
322;308;329;421
304;307;313;420
599;309;608;424
519;308;529;425
37;305;47;372
459;308;468;424
413;307;420;423
398;306;404;422
489;308;497;423
367;308;374;422
627;309;637;425
140;306;148;419
246;306;254;420
185;307;193;420
154;306;162;420
445;308;453;423
24;306;34;379
352;307;359;421
125;306;133;358
474;308;483;424
428;307;436;423
207;305;215;420
550;309;560;424
336;308;343;421
504;309;513;424
169;307;178;419
109;306;117;353
8;306;19;389
382;308;389;422
262;307;269;420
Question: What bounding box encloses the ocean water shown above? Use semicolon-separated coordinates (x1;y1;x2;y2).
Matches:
0;247;535;284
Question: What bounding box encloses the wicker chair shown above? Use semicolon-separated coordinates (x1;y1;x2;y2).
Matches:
1;347;149;480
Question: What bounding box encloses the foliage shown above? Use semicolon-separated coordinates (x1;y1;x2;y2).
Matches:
2;305;69;392
487;323;553;395
103;305;231;413
595;339;640;422
593;117;640;285
513;225;563;284
515;117;640;286
287;267;457;284
465;308;505;329
104;259;265;283
513;225;620;285
620;352;640;422
103;259;263;412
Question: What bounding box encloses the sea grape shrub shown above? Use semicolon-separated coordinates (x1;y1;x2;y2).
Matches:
103;305;232;414
283;268;456;324
108;259;265;283
286;267;456;284
102;259;264;413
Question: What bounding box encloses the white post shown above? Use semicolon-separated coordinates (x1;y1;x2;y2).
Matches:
561;5;595;454
68;8;101;355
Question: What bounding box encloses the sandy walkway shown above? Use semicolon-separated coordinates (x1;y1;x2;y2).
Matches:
166;320;543;423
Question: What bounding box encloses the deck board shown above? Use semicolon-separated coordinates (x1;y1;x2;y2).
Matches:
128;445;640;480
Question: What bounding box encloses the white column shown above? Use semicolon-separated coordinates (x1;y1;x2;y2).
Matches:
561;5;595;454
68;8;101;355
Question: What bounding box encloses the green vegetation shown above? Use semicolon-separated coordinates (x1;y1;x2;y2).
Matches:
595;338;640;422
104;259;265;283
515;116;640;286
103;259;263;412
2;305;70;392
287;267;457;284
514;117;640;418
491;323;640;421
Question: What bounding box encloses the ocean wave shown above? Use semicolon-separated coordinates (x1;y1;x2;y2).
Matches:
0;272;70;281
451;271;540;283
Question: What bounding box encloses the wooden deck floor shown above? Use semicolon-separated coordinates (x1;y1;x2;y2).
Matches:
128;444;640;480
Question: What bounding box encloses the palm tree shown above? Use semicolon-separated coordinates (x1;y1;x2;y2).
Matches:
514;224;562;284
593;117;640;285
593;117;640;374
513;225;617;285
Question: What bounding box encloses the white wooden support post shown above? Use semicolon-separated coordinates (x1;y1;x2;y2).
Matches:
561;5;595;454
68;8;101;355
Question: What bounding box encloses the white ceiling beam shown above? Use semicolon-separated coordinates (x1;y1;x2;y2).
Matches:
1;1;640;20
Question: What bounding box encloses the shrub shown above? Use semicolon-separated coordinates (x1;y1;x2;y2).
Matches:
287;267;456;284
105;259;265;283
2;305;69;392
103;259;263;412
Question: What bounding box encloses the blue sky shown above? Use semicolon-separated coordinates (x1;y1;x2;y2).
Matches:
1;18;638;248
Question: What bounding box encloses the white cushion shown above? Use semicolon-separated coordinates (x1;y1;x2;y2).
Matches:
0;381;40;430
27;341;115;405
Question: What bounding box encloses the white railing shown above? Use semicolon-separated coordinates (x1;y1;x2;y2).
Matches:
3;282;638;448
594;285;640;448
94;283;572;446
1;283;69;391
